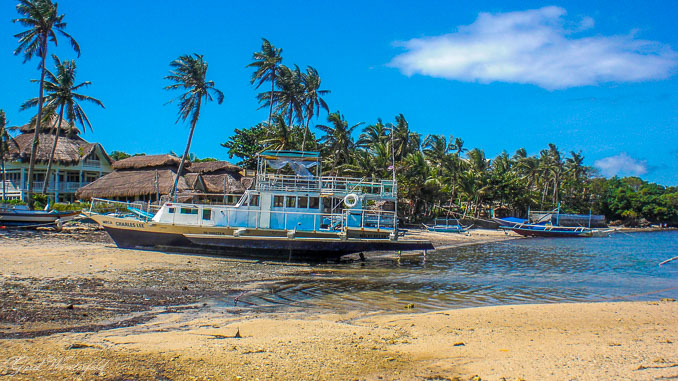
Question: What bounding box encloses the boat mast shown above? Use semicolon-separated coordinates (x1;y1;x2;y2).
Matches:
391;125;398;235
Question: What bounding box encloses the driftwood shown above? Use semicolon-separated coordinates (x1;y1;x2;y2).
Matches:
659;256;678;266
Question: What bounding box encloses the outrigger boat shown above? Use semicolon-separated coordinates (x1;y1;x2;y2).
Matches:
0;204;80;228
501;223;615;237
85;151;433;261
423;217;471;233
498;206;614;238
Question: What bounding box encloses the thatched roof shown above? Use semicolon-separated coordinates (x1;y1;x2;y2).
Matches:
201;174;247;194
5;129;110;165
76;168;192;200
17;114;82;135
188;161;240;174
113;154;188;170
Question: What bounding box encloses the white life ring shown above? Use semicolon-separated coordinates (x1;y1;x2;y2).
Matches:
343;193;359;208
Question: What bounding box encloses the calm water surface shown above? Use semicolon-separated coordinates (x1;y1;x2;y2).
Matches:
228;231;678;313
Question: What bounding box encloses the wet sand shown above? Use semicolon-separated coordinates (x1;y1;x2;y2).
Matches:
1;226;676;380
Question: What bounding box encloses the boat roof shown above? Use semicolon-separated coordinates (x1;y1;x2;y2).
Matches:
258;150;320;161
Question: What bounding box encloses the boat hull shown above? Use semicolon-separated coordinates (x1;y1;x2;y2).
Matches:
504;225;613;238
0;210;79;226
90;213;434;261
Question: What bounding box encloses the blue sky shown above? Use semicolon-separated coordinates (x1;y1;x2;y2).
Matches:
2;1;677;185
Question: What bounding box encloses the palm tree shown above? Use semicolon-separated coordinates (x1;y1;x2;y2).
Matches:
262;114;293;151
0;110;15;202
300;66;330;151
257;65;305;129
13;0;79;208
247;38;282;127
165;54;224;199
21;55;104;194
390;114;412;161
422;134;452;168
316;111;362;173
357;119;388;149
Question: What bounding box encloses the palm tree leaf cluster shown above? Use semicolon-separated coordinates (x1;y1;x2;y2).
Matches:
248;38;330;151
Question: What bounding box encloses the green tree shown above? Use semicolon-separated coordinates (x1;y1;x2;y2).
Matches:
21;55;104;194
13;0;79;208
165;54;224;199
221;123;269;169
247;38;282;128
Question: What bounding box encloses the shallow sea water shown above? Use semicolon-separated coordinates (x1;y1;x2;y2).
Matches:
223;230;678;313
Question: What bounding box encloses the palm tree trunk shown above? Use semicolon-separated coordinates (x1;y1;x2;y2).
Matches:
42;103;66;195
1;158;5;202
172;97;202;201
268;69;275;127
26;34;48;210
301;117;310;152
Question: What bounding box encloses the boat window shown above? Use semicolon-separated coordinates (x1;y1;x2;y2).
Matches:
202;209;211;220
298;196;308;208
249;195;259;207
309;197;319;209
180;208;198;215
168;207;175;214
273;195;284;207
286;196;297;208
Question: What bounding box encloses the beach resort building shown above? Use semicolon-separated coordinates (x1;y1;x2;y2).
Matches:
75;154;249;203
1;117;113;202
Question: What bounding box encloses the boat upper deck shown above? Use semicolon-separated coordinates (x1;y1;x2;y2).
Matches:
255;150;395;198
255;174;395;197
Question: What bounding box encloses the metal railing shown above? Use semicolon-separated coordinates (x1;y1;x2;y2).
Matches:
90;198;161;222
24;181;89;192
255;174;395;196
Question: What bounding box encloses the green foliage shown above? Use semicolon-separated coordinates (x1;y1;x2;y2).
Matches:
109;150;131;161
51;201;89;211
31;193;49;209
1;199;26;206
593;177;678;224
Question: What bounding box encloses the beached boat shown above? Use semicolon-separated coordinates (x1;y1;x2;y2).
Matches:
0;204;80;227
85;150;433;261
423;217;471;233
497;207;614;238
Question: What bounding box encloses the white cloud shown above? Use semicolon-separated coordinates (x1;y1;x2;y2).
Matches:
594;153;648;177
389;6;677;89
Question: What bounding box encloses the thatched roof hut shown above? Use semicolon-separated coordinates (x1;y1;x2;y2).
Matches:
6;115;110;165
76;154;193;200
187;161;248;194
75;167;193;200
18;114;82;135
187;161;239;174
112;154;187;170
75;156;250;202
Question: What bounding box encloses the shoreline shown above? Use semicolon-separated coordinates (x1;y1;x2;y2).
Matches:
1;227;676;379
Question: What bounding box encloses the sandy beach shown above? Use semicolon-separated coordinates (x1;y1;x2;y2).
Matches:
0;227;676;380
